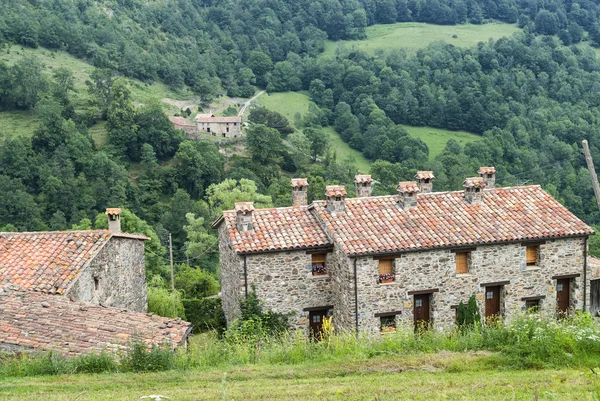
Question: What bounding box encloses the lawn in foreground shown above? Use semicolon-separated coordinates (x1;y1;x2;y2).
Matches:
0;353;596;400
403;125;481;159
322;22;522;58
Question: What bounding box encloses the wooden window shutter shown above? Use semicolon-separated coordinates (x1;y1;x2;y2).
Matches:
526;246;538;265
312;254;326;263
456;252;468;274
378;259;393;275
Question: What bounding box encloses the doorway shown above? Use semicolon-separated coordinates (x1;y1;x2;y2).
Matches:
556;278;571;316
485;285;502;320
308;309;329;340
413;294;431;331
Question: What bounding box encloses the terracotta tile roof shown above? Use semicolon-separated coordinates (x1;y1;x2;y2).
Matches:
291;178;309;188
463;177;486;188
415;171;435;180
105;208;121;216
325;185;347;197
312;186;593;256
354;175;373;184
0;230;148;294
397;181;420;193
478;167;496;175
168;116;195;127
194;113;214;119
0;289;191;355
195;115;241;123
222;206;330;254
234;202;255;213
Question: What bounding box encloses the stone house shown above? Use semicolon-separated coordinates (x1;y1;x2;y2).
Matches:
0;208;148;312
214;170;595;335
169;116;197;137
194;113;242;138
0;208;192;354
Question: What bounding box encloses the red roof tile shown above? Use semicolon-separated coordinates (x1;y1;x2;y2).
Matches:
397;181;420;193
168;116;195;127
234;202;255;213
463;177;486;188
0;290;190;355
291;178;309;188
325;185;347;197
415;171;435;180
312;186;593;256
0;230;148;294
354;175;373;184
478;167;496;175
223;206;330;254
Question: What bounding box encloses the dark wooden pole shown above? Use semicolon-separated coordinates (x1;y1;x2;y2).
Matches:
582;140;600;212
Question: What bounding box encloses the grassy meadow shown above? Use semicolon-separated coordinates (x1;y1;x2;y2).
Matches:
257;92;372;172
322;22;522;58
403;125;481;159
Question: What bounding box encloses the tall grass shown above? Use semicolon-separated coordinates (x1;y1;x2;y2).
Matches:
3;313;600;377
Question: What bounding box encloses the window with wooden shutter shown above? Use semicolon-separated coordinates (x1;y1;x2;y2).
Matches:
312;254;327;275
378;259;393;275
526;246;538;266
456;252;469;274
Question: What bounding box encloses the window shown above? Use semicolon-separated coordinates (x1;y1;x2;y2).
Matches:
525;299;540;312
226;127;230;133
93;276;99;291
456;252;469;274
380;316;396;333
526;246;539;266
207;127;210;133
312;254;326;276
378;259;394;283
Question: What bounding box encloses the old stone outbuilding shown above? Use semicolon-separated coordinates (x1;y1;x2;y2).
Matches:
195;113;242;138
214;170;595;336
169;116;197;137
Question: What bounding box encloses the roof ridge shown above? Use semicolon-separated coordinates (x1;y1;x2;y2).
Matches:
0;229;111;236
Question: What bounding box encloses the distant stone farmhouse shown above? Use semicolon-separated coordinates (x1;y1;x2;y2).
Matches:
0;208;191;354
195;113;242;138
169;116;197;136
214;169;598;336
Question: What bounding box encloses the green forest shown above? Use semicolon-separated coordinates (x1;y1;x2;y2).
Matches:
3;0;600;320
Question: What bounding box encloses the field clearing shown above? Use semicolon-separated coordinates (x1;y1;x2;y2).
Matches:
1;353;596;400
403;125;481;159
322;22;521;58
0;110;39;139
258;91;371;172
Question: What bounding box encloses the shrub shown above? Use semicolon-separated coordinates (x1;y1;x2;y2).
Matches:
72;352;118;374
456;295;481;330
182;297;227;334
147;287;185;319
119;340;176;372
175;265;219;299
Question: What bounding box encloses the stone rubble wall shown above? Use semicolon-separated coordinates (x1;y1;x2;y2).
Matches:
327;244;357;333
67;237;147;312
352;237;587;333
218;224;245;326
245;250;334;333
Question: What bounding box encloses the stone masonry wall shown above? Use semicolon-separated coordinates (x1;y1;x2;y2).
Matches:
353;237;587;333
246;250;333;333
218;224;245;326
66;237;147;312
327;244;357;333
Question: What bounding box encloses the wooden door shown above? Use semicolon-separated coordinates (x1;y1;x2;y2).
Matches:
591;279;600;317
413;294;430;331
556;278;571;316
485;286;501;319
309;310;327;340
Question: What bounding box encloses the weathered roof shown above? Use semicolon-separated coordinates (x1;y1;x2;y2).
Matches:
415;171;435;180
234;202;255;213
397;181;420;193
311;186;593;256
221;206;330;254
463;177;486;188
354;175;373;184
478;167;496;175
291;178;309;188
0;230;149;294
195;115;241;123
0;289;191;355
325;185;347;197
168;116;195;127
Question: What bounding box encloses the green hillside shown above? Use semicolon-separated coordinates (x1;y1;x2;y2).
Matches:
322;22;521;58
403;125;481;160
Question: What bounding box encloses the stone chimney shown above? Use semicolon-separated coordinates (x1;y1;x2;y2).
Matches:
463;177;486;205
478;167;496;188
105;208;121;233
397;181;420;210
291;178;309;207
414;171;435;193
354;175;373;197
234;202;254;232
325;185;347;214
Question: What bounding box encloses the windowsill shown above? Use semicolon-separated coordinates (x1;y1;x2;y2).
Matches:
455;273;472;278
378;281;395;286
310;274;329;279
525;266;541;271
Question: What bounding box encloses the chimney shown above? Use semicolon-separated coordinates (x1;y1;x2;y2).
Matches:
463;177;486;204
291;178;309;207
397;181;420;210
354;175;373;197
234;202;254;232
415;171;435;193
325;185;347;214
478;167;496;188
105;208;121;233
